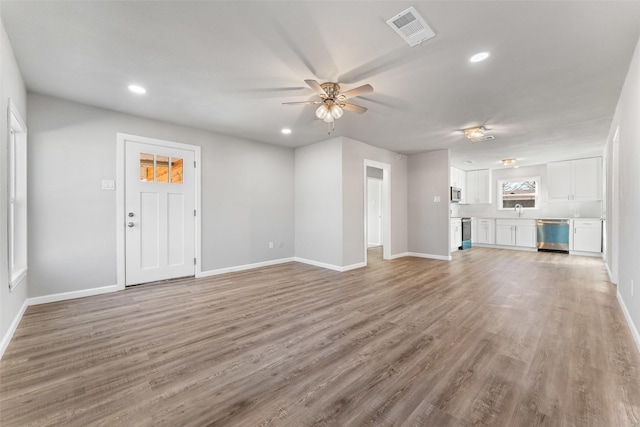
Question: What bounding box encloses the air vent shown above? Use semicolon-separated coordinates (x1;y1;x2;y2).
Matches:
469;135;496;143
387;6;435;47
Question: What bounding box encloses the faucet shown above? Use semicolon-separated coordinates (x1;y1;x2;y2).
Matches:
514;204;523;218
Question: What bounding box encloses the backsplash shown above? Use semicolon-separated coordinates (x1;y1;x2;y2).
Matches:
458;200;602;219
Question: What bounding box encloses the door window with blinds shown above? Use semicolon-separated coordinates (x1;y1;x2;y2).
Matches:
139;153;183;184
498;177;540;209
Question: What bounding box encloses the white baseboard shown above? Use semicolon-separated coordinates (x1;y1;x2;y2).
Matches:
617;289;640;353
492;245;537;252
27;284;120;306
0;299;29;360
341;262;366;272
198;257;295;277
407;252;452;261
294;257;365;272
388;252;409;260
569;250;602;258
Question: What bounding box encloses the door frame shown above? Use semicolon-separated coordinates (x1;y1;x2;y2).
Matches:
116;133;202;290
363;160;391;265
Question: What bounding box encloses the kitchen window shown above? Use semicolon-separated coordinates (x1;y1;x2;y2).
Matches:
497;177;540;210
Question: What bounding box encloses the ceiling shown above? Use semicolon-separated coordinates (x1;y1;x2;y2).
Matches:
2;1;640;170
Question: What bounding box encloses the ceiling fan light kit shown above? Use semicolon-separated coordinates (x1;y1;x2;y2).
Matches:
284;79;373;135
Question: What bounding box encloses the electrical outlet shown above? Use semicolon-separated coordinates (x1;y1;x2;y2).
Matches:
269;242;274;249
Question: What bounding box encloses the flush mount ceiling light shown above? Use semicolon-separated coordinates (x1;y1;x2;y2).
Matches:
281;128;292;135
463;126;486;139
463;125;495;142
470;52;490;63
502;158;518;166
128;84;146;94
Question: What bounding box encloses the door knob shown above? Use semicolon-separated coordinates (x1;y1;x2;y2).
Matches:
128;222;134;228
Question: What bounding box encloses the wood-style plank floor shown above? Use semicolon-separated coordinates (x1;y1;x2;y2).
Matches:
1;247;639;426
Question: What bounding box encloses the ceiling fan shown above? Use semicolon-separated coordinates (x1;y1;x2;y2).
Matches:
283;80;373;134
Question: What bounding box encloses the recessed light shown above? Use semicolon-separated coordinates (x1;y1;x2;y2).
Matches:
470;52;490;63
128;84;146;94
281;128;292;135
502;158;517;166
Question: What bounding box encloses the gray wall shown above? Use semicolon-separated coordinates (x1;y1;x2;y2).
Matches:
605;36;640;342
342;137;408;266
27;93;294;297
0;18;28;345
408;150;450;258
294;138;343;266
294;137;409;268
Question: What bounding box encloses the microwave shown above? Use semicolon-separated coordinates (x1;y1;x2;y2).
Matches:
450;187;462;203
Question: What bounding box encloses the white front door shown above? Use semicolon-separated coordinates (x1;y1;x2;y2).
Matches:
125;140;196;286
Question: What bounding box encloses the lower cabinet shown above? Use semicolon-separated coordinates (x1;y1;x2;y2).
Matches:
495;219;536;248
572;220;602;253
473;218;495;244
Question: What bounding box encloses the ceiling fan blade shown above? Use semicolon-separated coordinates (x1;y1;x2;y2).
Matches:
340;84;373;100
282;100;322;105
341;102;368;114
305;79;327;96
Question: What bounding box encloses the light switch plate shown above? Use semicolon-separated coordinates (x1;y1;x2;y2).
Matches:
102;179;115;190
434;196;441;203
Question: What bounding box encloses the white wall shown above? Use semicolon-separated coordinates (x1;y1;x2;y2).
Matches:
27;93;294;297
294;138;343;267
458;164;603;219
408;150;450;259
0;17;28;350
605;35;640;348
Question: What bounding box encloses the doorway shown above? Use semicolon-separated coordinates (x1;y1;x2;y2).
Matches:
364;160;391;265
116;134;201;288
367;174;383;247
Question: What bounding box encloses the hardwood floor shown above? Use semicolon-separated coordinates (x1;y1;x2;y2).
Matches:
1;247;639;426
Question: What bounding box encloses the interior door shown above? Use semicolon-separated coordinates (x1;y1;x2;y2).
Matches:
125;140;195;286
367;178;382;246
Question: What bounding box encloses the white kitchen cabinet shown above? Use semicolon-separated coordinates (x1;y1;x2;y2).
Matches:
473;218;495;244
466;169;492;204
450;218;462;251
572;220;602;253
547;157;601;202
495;219;536;248
450;167;466;203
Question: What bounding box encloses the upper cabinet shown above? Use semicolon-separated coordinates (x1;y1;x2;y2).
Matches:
450;167;466;203
547;157;602;202
465;169;492;204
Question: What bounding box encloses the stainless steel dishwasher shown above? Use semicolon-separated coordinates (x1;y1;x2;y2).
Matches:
536;219;570;253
